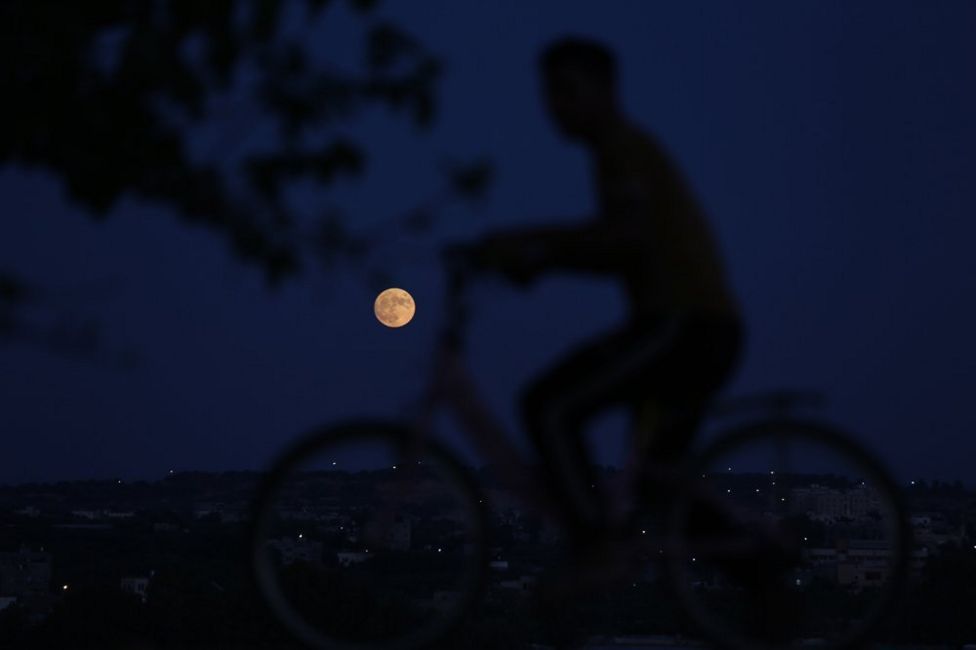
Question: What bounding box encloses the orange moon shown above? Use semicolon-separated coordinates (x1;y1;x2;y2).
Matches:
374;288;415;328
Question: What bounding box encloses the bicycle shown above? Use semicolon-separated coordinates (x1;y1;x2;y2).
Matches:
250;250;911;650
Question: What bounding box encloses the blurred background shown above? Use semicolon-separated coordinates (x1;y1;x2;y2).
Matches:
1;0;974;490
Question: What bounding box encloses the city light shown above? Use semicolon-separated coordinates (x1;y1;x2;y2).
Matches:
5;455;969;644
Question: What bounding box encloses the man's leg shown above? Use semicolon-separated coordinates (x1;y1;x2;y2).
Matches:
633;318;788;588
639;315;743;466
627;316;743;531
521;320;684;546
520;339;617;544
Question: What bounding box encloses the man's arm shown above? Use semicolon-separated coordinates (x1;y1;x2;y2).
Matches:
478;217;648;277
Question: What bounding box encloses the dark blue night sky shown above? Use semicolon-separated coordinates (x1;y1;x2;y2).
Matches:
2;0;975;484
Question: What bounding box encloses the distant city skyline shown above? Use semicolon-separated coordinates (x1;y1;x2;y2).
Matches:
1;466;974;489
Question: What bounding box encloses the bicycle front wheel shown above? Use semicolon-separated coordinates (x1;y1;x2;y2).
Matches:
250;420;490;650
665;419;911;650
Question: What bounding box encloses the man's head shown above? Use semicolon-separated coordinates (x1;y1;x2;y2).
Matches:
540;37;618;141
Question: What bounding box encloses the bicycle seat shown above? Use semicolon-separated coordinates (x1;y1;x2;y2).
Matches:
710;390;827;418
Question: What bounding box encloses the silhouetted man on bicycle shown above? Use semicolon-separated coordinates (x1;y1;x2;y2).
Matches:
459;37;743;552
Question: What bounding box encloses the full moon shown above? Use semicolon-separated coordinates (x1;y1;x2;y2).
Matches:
374;288;416;328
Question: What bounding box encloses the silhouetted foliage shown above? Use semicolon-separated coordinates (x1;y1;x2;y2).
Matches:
1;0;493;357
1;0;448;279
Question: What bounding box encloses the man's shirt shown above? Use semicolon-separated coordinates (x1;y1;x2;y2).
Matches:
593;120;739;319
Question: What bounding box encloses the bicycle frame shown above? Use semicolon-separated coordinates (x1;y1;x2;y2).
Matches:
406;257;811;554
406;258;712;539
406;259;563;518
249;255;911;650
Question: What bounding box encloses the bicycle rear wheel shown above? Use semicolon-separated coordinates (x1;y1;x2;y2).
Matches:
665;419;910;650
250;420;489;650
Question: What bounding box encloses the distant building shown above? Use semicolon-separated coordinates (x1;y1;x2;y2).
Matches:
69;508;135;523
387;518;412;551
585;635;706;648
71;509;101;520
0;547;51;598
499;575;537;593
336;551;370;566
219;510;245;524
910;511;965;548
363;516;412;551
120;576;151;603
192;501;246;523
427;590;460;613
789;484;882;522
105;510;135;519
268;538;324;566
910;514;932;528
804;540;930;589
539;519;562;545
192;502;220;519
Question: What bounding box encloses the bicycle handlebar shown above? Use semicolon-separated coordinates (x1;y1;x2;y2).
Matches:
440;246;481;350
